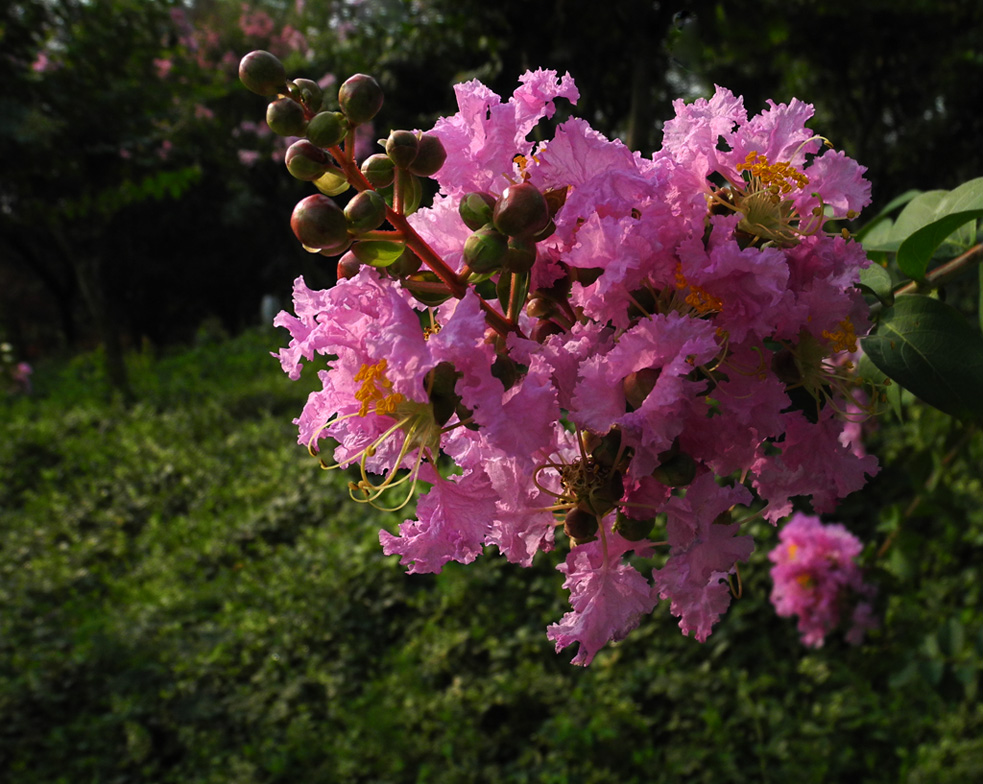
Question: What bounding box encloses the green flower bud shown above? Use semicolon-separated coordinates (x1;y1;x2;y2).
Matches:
388;247;422;277
307;110;348;148
266;97;307;137
408;133;447;177
613;511;655;542
285;140;330;181
564;508;598;545
403;271;452;307
385;130;420;169
463;226;508;274
427;361;463;426
313;169;351;197
292;78;323;112
502;236;537;274
291;194;348;251
239;50;287;96
344;189;388;233
493;182;550;238
651;449;697;487
458;192;496;231
361;154;396;188
394;171;422;216
526;296;555;320
589;428;624;469
338;73;383;125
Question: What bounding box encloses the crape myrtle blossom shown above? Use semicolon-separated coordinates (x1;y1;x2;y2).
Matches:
769;513;877;647
272;69;880;664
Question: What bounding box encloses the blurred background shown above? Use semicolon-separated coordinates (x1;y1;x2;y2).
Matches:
2;1;983;782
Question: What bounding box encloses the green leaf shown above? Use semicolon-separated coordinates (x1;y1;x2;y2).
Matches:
857;263;893;304
897;209;983;279
861;295;983;421
351;240;406;267
855;188;920;243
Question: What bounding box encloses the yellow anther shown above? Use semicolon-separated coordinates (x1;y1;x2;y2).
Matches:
354;359;405;417
821;319;858;354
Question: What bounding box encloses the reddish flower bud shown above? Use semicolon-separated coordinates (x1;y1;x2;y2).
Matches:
337;251;361;280
408;133;447;177
564;508;598;544
338;74;383;125
291;194;349;251
344;189;388;233
361;154;395;188
306;110;348;148
385;130;420;169
239;50;286;96
614;511;655;541
266;97;307;137
458;192;496;231
285;140;330;181
502;235;537;274
493;182;550;238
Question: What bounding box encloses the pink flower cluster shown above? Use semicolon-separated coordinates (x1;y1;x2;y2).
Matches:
274;71;879;664
769;513;877;647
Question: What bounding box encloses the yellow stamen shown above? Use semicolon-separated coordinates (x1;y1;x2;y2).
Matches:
821;319;858;354
353;359;405;417
736;151;809;194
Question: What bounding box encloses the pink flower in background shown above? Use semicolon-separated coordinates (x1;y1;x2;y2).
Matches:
154;57;173;79
769;513;877;647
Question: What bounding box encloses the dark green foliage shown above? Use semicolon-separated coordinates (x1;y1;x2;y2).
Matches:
1;333;982;782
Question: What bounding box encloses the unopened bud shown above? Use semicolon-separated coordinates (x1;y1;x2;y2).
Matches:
388;247;422;277
651;450;697;487
403;272;452;306
292;78;323;112
493;182;550;238
361;154;396;188
338;74;383;125
459;192;496;231
502;236;537;274
385;130;419;169
408;133;446;177
307;111;348;148
530;319;563;342
291;194;349;251
285;140;330;181
344;189;388;233
614;511;655;542
239;50;286;96
266;97;307;137
564;508;599;544
623;368;660;410
337;251;361;280
463;226;508;273
394;171;422;216
313;168;350;197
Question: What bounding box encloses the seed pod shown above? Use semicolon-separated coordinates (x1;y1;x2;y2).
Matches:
408;133;446;177
266;97;307;137
290;194;349;251
463;226;508;274
292;78;323;112
239;50;286;96
493;182;550;238
564;508;599;544
459;192;496;231
361;154;396;188
338;73;383;125
385;130;420;169
285;140;330;181
307;111;348;148
344;189;388;233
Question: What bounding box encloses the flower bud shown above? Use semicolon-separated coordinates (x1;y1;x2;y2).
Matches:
307;110;348;148
388;247;422;277
530;319;563;342
266;97;307;137
291;194;348;251
385;130;420;169
651;450;697;487
493;182;550;238
393;171;422;215
463;226;508;273
337;251;361;280
564;508;598;545
361;154;395;188
614;511;655;542
502;236;537;274
408;133;446;177
427;361;463;426
338;74;383;125
285;140;330;181
239;50;286;96
623;368;660;410
313;168;350;197
292;78;323;112
459;192;496;231
403;272;452;306
589;428;624;469
344;189;388;233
